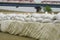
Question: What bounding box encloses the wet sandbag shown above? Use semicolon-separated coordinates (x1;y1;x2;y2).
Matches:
19;22;60;40
1;20;13;32
0;21;2;31
19;22;42;39
39;23;60;40
7;21;24;35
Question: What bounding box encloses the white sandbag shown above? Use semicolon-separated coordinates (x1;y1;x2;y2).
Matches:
16;14;28;18
0;12;4;17
6;13;16;17
31;13;42;18
0;21;2;31
3;16;11;20
19;22;42;38
31;17;36;22
40;13;50;19
39;23;60;40
7;21;24;35
15;17;25;21
50;14;56;20
42;14;51;19
0;13;6;20
7;14;16;20
27;13;32;17
36;18;43;22
42;19;52;23
41;12;55;20
18;22;60;40
1;20;13;32
25;17;36;22
1;21;60;40
53;20;60;23
55;12;60;20
25;18;31;22
1;20;60;40
10;16;16;20
0;16;3;21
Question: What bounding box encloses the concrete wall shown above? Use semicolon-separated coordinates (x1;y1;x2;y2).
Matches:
0;6;36;12
0;6;60;12
41;7;60;12
51;8;60;12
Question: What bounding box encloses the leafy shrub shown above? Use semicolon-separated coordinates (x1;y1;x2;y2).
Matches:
44;5;52;13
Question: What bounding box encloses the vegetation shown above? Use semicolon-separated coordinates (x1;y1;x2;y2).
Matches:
44;5;52;13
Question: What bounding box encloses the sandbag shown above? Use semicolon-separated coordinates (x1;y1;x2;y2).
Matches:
56;13;60;20
53;20;60;23
36;18;43;22
7;21;24;35
42;19;52;23
1;20;13;32
31;13;42;18
1;20;60;40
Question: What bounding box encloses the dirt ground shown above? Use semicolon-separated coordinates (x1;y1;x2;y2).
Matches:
0;9;45;14
0;32;36;40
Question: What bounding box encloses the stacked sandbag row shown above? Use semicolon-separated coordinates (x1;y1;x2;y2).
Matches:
0;12;60;23
1;20;60;40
